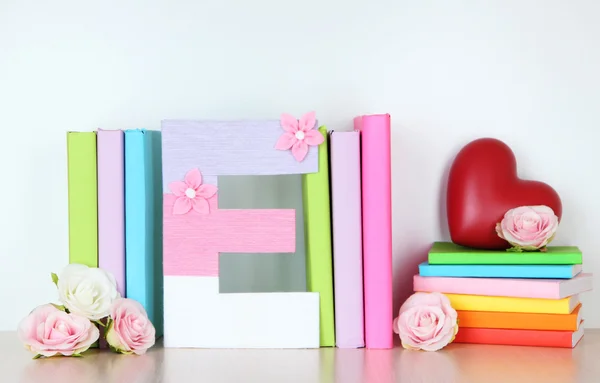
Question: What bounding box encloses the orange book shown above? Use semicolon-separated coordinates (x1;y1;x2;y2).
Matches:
454;321;584;348
458;304;582;331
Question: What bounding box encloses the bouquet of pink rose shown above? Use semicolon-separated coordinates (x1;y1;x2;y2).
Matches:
17;264;155;359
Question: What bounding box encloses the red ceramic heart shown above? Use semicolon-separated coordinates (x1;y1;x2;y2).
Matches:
447;138;562;249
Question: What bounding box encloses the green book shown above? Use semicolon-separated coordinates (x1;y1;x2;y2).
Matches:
302;126;335;347
67;132;98;267
428;242;582;265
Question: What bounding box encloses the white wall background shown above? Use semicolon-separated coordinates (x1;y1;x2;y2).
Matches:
1;0;599;331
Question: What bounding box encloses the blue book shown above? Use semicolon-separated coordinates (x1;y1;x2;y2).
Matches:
125;129;163;337
418;262;582;279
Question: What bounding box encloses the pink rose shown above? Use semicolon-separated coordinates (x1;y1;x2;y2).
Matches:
496;205;559;251
393;292;458;351
17;304;99;357
106;298;155;355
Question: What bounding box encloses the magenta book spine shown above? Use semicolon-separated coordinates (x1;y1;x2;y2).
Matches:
97;129;126;297
330;131;365;348
355;114;393;349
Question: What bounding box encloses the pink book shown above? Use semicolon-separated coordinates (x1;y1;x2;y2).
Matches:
330;131;364;348
414;273;593;299
97;129;125;297
354;114;393;349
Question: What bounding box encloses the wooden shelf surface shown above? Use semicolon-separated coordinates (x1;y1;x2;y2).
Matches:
2;330;599;382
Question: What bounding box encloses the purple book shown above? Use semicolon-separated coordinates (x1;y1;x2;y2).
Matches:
97;129;125;297
330;131;365;348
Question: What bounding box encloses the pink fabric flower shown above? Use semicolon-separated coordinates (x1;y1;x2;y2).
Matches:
106;298;155;355
275;111;324;162
17;304;99;358
496;205;559;251
169;168;217;215
393;292;458;352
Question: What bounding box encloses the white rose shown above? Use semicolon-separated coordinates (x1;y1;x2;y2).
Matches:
56;264;120;320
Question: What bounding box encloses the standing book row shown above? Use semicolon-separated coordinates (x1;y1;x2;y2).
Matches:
66;129;163;337
415;242;593;348
67;113;394;349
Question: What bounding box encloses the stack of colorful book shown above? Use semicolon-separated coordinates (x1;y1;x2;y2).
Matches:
414;242;593;348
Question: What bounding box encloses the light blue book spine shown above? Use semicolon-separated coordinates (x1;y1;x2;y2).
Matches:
418;262;578;279
125;129;164;337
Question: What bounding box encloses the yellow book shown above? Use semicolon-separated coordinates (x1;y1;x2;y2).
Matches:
444;293;580;314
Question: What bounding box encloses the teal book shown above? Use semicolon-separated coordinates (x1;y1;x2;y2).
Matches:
419;262;582;279
429;242;582;265
124;129;164;337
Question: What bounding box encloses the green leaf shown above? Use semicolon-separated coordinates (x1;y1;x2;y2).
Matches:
51;303;67;312
108;344;120;354
72;353;82;357
50;273;59;286
32;354;42;360
506;246;523;253
104;318;113;337
94;320;106;328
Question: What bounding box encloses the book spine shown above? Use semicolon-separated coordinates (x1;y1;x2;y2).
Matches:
454;327;577;348
125;130;164;337
67;132;98;267
419;263;576;279
444;293;576;314
125;130;146;308
413;275;558;299
330;131;364;348
355;114;393;349
428;243;582;265
97;130;125;297
457;304;582;331
302;126;335;347
147;130;164;337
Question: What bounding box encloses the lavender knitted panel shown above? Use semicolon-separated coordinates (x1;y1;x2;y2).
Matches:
161;119;319;192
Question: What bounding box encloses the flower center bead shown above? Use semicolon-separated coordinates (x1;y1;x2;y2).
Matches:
185;188;196;198
295;131;305;140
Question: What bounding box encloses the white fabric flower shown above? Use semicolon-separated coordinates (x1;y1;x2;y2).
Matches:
57;264;120;320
